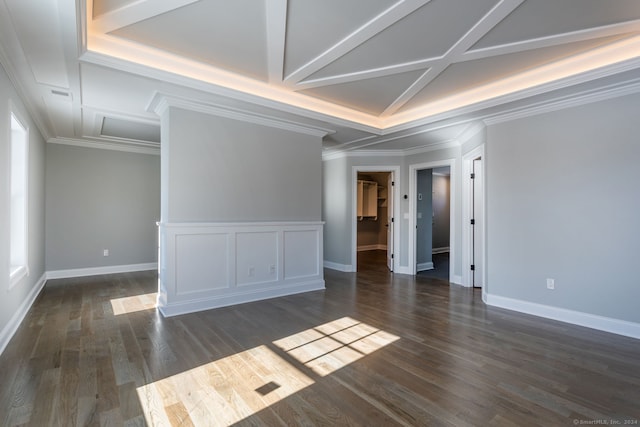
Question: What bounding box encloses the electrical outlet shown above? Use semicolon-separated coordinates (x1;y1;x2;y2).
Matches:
248;266;255;277
103;249;109;257
269;264;276;274
546;278;555;290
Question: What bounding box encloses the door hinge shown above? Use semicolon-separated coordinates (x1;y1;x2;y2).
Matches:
470;264;475;271
391;254;394;259
391;181;395;186
391;217;394;223
470;173;475;179
470;219;475;225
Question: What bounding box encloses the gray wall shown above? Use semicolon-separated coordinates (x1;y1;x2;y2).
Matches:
416;169;433;267
0;63;46;341
45;144;160;271
322;157;351;265
164;107;322;223
486;92;640;323
432;174;450;249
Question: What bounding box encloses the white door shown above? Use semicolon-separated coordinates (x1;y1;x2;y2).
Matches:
472;158;483;288
387;174;394;271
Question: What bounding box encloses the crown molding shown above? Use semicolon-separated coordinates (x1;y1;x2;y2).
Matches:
483;75;640;126
383;46;640;132
80;41;382;133
147;92;334;138
48;136;160;155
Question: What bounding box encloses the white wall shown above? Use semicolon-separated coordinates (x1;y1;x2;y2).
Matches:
485;92;640;329
0;63;46;353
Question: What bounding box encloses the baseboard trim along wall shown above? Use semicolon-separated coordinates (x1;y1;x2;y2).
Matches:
0;273;47;355
432;247;450;254
323;261;354;272
158;221;325;317
417;262;434;272
485;293;640;340
357;244;387;252
46;263;158;280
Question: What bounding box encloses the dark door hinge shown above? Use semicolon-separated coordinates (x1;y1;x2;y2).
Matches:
470;264;475;271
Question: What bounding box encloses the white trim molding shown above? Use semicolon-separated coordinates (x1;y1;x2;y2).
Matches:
158;221;325;317
323;261;354;272
485;293;640;340
46;263;158;280
357;244;387;252
0;273;46;355
417;262;434;272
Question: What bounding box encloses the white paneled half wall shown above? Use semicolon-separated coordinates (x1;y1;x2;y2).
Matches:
157;222;325;316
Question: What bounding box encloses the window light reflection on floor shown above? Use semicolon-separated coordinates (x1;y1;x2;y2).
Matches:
135;317;399;425
110;292;157;315
273;316;400;377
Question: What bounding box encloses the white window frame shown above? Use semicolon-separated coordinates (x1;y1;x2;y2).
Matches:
9;105;29;288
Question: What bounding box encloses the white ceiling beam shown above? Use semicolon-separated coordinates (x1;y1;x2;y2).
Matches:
284;0;432;84
459;19;640;63
265;0;287;84
90;0;201;34
380;0;525;117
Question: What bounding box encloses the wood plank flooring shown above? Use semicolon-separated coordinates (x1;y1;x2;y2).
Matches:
1;251;639;426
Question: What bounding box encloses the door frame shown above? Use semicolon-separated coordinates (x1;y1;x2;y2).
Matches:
408;159;457;279
351;166;400;272
462;145;486;295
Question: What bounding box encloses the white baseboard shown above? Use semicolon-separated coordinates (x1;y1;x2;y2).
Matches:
450;275;463;285
485;293;640;340
394;266;413;275
158;279;325;317
357;244;387;252
323;261;355;272
417;262;434;272
0;273;47;355
432;247;450;254
46;263;158;280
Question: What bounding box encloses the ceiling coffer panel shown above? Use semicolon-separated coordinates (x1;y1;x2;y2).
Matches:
397;34;633;114
305;0;499;82
300;69;427;115
101;117;160;143
110;0;269;81
472;0;640;49
284;0;397;79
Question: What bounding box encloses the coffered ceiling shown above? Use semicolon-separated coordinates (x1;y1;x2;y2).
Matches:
1;0;640;155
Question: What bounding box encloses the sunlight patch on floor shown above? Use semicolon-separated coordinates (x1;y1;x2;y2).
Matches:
136;317;399;426
273;316;400;376
110;292;157;315
136;345;314;426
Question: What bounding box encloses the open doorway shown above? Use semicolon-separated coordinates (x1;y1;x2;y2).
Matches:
416;167;451;281
408;160;457;281
352;167;398;273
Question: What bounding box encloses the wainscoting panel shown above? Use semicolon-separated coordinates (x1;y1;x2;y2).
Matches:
284;229;320;280
175;233;230;294
236;231;279;286
158;222;325;317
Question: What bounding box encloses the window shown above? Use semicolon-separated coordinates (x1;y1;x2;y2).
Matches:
9;111;28;287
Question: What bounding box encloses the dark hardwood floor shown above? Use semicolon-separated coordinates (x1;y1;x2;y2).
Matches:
1;254;639;426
